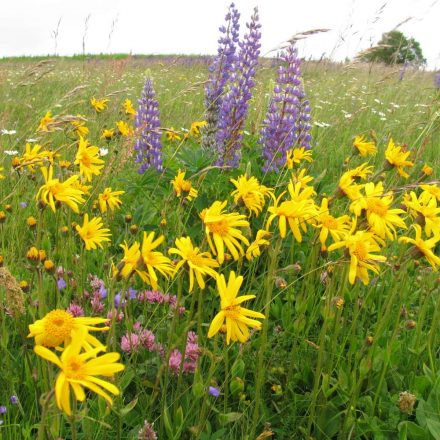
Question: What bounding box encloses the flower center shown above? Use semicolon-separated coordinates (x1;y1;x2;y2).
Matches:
64;356;86;379
43;310;75;347
367;199;388;217
352;242;368;261
223;304;241;319
208;220;229;236
323;215;338;229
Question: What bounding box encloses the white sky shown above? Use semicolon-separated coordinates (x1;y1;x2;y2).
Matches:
1;0;439;69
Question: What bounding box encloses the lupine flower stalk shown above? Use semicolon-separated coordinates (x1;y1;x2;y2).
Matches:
134;77;163;173
216;7;261;167
260;43;312;172
202;3;240;151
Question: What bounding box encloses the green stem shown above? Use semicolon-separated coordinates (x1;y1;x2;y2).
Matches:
37;390;55;440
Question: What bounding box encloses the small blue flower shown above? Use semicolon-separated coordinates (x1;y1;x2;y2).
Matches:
57;278;67;291
9;395;18;405
0;406;6;414
208;386;220;397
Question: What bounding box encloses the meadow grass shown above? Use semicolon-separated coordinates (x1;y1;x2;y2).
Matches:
0;55;439;439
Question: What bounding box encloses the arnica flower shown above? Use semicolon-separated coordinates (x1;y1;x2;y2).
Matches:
116;120;133;137
117;241;142;280
71;115;89;138
420;185;440;202
34;336;124;416
122;98;136;117
327;226;387;285
0;166;5;180
74;137;104;182
384;138;414;178
286;147;313;169
230;174;273;216
101;128;115;140
20;143;51;171
97;187;125;213
76;214;111;250
422;164;433;177
337;164;373;201
405;191;440;237
200;200;250;264
399;225;440;271
207;271;265;344
138;232;175;289
189;121;207;138
166;128;181;141
36;166;85;213
290;168;314;189
315;198;351;251
37;111;54;132
171;170;198;201
28;309;109;349
353;135;377;157
266;190;317;241
245;229;271;260
350;182;407;240
169;236;219;292
90;97;109;113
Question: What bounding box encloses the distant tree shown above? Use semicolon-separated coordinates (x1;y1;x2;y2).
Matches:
359;30;426;65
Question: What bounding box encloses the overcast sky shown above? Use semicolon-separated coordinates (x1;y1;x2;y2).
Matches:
1;0;439;69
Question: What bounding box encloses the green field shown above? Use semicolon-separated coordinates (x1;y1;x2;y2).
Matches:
0;55;439;439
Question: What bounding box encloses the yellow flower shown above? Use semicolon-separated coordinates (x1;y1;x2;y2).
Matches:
338;169;365;200
139;231;175;289
21;144;50;171
166;128;181;141
353;135;377;157
117;241;142;280
422;164;433;176
59;160;72;169
405;191;440;237
26;246;40;261
98;188;124;213
122;98;136;116
207;271;265;344
169;236;219;292
71;115;89;138
189;120;207;137
290;168;314;189
90;97;109;113
0;166;4;180
385;138;414;178
36;166;85;213
286;147;313;168
74;137;104;182
420;185;440;202
315;198;351;250
101;128;115;140
399;225;440;271
246;229;271;261
171;170;198;201
328;226;386;285
34;336;124;415
37;111;55;132
230;174;273;216
266;191;317;241
27;216;37;228
28;309;109;349
116;120;133;137
201;201;250;264
76;214;111;250
350;182;407;240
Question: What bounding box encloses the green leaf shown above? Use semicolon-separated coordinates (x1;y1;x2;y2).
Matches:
427;419;440;440
218;412;242;425
119;397;138;416
163;407;174;440
231;358;245;378
398;421;428;440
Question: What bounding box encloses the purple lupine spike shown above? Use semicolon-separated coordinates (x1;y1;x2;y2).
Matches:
260;43;312;172
202;3;240;151
216;7;261;168
134;77;163;173
435;72;440;88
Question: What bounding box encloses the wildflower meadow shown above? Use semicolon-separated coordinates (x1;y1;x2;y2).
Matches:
0;4;440;439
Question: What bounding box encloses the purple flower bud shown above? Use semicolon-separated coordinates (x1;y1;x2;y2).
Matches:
209;386;220;397
57;278;67;291
0;406;6;414
9;396;18;405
